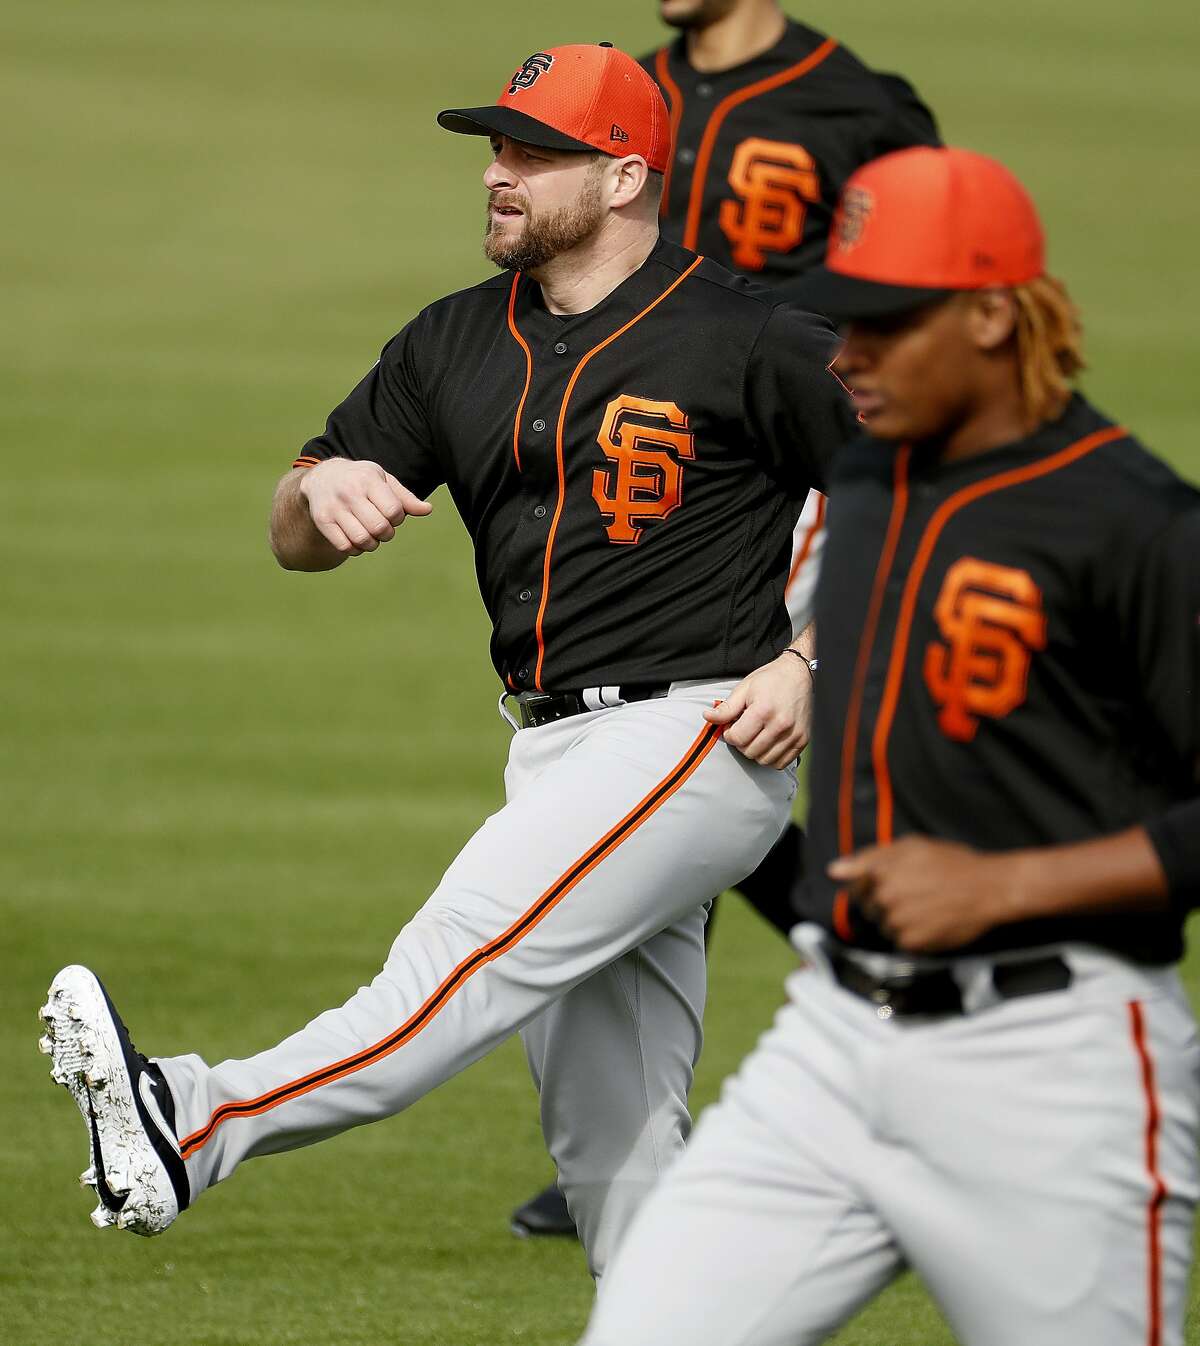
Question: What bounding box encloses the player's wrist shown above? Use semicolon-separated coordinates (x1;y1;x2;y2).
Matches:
297;456;348;511
297;459;326;502
980;850;1040;929
781;647;819;679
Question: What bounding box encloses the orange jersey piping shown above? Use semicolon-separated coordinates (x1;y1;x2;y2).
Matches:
654;47;685;218
531;255;705;691
506;274;534;472
682;38;838;251
870;425;1125;843
832;447;911;942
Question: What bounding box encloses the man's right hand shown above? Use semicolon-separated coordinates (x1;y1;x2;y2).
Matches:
299;458;432;556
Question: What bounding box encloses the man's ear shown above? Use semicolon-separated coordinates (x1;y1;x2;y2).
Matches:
966;289;1019;353
608;155;650;210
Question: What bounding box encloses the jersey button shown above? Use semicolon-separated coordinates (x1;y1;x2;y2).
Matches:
519;588;533;603
533;505;548;519
696;82;713;97
532;417;546;431
677;147;696;166
554;341;569;355
517;666;530;682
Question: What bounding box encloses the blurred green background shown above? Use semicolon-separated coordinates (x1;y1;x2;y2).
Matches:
3;1;1198;1342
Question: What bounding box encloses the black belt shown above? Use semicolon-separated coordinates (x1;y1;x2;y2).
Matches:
511;685;669;730
828;948;1072;1018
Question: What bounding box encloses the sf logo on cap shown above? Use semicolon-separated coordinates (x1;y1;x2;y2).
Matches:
509;52;554;94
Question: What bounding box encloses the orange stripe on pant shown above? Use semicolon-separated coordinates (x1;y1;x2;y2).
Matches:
784;492;826;600
1129;999;1168;1346
179;719;724;1159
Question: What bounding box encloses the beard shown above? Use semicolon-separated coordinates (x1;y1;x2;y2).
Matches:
660;0;738;30
483;176;607;273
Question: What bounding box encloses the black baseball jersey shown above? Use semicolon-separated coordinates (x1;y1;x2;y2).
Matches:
294;239;855;693
642;20;939;287
801;393;1200;964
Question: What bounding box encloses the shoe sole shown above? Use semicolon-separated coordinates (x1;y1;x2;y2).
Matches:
39;965;180;1236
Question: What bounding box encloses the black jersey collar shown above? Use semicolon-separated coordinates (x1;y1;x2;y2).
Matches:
512;236;701;337
902;394;1113;485
664;18;831;80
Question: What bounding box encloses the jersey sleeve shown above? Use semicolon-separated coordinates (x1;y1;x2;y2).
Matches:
1122;510;1200;760
865;72;942;156
293;316;444;499
1120;510;1200;907
742;303;858;493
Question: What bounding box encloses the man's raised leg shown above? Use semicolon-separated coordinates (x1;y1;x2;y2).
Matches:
45;686;792;1260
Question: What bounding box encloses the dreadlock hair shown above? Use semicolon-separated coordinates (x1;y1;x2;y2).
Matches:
1010;274;1085;425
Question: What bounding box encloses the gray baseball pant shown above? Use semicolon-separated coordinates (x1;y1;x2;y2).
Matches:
157;679;796;1277
582;928;1200;1342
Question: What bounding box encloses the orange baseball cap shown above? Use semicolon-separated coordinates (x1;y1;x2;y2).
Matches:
438;44;670;173
799;146;1046;319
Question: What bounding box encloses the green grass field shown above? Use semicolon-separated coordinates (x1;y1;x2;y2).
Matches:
4;1;1199;1341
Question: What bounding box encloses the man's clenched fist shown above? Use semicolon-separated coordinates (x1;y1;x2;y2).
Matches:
300;458;432;555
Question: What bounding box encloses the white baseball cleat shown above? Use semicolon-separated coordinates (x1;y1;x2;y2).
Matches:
39;965;190;1236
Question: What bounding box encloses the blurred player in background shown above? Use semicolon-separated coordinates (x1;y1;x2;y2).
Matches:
648;0;938;282
511;0;939;1237
580;145;1200;1346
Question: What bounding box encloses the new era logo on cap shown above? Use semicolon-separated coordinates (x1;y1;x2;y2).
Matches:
610;124;629;143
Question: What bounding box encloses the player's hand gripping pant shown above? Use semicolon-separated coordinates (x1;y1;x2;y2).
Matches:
157;679;795;1277
582;926;1200;1345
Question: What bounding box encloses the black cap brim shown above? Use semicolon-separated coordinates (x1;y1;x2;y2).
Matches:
437;105;597;155
790;267;954;321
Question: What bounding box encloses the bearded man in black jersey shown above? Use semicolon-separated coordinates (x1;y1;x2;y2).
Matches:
513;0;942;1240
38;44;855;1292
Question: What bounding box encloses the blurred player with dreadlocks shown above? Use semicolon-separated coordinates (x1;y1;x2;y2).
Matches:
581;144;1200;1346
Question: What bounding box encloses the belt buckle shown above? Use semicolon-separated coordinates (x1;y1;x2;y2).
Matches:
872;960;918;1021
518;692;557;730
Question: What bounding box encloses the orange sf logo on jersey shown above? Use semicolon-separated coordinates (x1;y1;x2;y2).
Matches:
923;558;1048;743
718;138;821;271
592;396;695;545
